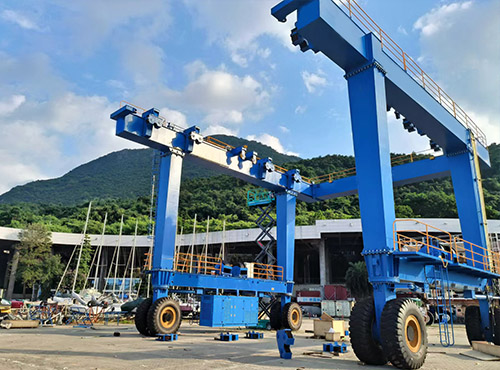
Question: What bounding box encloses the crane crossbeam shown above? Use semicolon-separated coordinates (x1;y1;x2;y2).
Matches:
111;105;456;203
272;0;490;165
111;105;312;201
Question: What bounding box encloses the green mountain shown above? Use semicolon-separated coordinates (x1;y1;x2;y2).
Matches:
0;139;497;236
0;135;300;205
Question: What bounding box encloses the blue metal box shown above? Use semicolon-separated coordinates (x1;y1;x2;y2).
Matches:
199;295;258;327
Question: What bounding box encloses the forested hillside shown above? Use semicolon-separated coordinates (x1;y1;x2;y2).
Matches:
0;140;498;235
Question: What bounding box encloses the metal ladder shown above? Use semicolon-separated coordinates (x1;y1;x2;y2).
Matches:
433;265;455;347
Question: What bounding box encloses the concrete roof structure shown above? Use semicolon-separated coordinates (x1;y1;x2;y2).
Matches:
1;218;499;248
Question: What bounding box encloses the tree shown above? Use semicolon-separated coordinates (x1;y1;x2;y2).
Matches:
16;223;63;300
345;261;372;299
6;246;20;300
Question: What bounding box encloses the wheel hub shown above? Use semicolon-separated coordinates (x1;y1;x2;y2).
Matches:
160;307;176;329
291;309;299;326
405;315;422;353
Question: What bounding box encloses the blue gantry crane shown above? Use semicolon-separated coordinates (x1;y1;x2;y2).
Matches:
271;0;499;368
110;108;305;335
110;0;499;368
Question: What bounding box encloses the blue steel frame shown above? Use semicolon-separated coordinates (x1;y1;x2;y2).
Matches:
271;0;497;342
111;106;298;309
150;153;297;303
109;0;497;339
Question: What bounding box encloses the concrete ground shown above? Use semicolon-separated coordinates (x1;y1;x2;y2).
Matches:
0;319;498;370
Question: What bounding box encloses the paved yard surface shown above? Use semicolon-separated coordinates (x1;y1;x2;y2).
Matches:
0;319;498;369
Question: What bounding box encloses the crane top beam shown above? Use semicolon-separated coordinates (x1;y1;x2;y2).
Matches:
271;0;490;165
110;104;452;203
111;105;314;202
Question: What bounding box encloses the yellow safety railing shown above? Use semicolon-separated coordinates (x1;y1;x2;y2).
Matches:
308;167;357;184
205;136;235;151
253;263;284;281
394;219;500;274
309;152;432;184
119;101;186;131
205;136;313;183
173;253;285;280
174;252;223;275
143;252;152;270
335;0;487;147
120;100;147;114
453;237;493;271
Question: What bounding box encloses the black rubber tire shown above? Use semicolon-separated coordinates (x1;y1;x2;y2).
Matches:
147;298;182;335
492;308;500;345
270;302;282;330
282;302;302;331
424;310;434;326
349;298;387;366
135;298;153;336
465;305;485;345
380;298;428;369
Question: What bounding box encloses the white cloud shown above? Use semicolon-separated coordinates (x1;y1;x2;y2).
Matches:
414;2;472;37
279;125;290;134
231;53;249;68
106;79;126;90
414;0;500;144
159;107;188;128
204;110;243;125
295;105;307;114
302;70;327;93
1;10;41;31
0;91;142;195
183;0;296;67
246;133;298;156
0;52;68;99
387;111;432;154
0;162;46;194
0;119;60;193
0;95;26;116
47;0;172;55
24;1;173;85
397;26;408;36
0;2;296;194
258;48;271;59
204;125;238;136
121;41;165;86
160;62;273;126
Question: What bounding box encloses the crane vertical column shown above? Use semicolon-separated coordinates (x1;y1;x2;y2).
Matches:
449;142;489;267
346;34;397;329
449;133;493;340
152;150;184;301
276;191;296;307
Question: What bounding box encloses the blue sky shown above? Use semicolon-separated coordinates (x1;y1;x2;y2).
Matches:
0;0;498;194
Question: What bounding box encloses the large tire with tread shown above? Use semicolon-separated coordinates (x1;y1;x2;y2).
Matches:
147;298;182;335
270;302;282;330
349;298;387;366
135;297;153;336
282;302;302;331
424;310;434;326
492;308;500;345
380;298;427;369
465;305;484;345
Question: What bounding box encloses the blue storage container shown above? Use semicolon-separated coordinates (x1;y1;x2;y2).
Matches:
199;295;258;327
